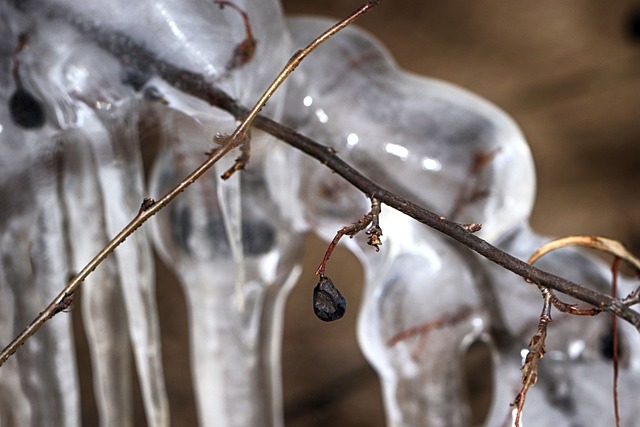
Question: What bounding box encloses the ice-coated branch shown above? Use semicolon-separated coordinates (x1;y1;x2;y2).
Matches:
159;72;640;330
0;0;381;367
2;0;640;370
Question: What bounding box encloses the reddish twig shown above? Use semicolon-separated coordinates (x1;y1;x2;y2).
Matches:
214;0;257;72
611;257;621;427
386;305;475;360
40;0;640;330
449;148;501;221
316;197;381;277
549;293;601;316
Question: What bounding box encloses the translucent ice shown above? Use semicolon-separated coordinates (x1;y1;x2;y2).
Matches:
288;16;640;427
0;42;81;427
287;17;535;244
359;210;489;427
1;3;168;426
149;103;303;427
131;2;301;425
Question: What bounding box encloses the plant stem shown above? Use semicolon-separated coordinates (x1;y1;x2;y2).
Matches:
0;0;381;367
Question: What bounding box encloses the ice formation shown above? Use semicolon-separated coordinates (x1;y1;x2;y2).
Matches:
0;1;638;427
288;17;640;427
1;2;169;426
148;88;303;427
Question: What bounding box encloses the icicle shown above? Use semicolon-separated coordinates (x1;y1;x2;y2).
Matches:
0;134;81;427
59;122;133;427
89;101;169;427
130;1;297;424
0;259;33;427
214;156;247;312
0;5;170;424
0;10;81;424
148;97;303;426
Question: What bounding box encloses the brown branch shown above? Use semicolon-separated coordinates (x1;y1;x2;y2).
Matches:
55;2;640;329
611;257;621;427
0;0;381;367
511;288;552;427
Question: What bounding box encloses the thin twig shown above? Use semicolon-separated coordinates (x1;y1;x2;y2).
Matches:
511;288;552;427
32;0;640;330
316;197;382;277
41;0;640;326
0;0;381;367
611;257;621;427
386;305;475;360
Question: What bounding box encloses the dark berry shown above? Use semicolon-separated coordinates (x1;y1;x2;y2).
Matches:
313;276;347;322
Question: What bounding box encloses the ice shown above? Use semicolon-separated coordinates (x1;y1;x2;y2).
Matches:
483;225;640;426
89;94;169;427
50;27;169;427
16;0;291;108
0;87;81;427
356;210;488;427
148;101;303;426
130;2;301;425
288;16;640;426
3;0;639;425
287;17;536;243
60;122;134;427
287;16;531;425
1;3;168;426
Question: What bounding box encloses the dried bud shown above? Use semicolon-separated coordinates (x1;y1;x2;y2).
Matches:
313;276;347;322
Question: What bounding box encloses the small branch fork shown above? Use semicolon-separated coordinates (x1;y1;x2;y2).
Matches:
316;197;382;277
0;0;381;367
511;288;553;427
511;236;639;426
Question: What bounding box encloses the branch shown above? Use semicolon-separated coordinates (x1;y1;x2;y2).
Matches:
4;0;640;367
0;0;381;366
243;112;640;330
44;0;640;328
315;197;381;277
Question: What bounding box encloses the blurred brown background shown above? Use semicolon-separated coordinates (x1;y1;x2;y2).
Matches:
73;1;640;426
